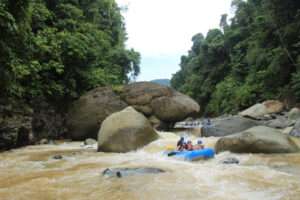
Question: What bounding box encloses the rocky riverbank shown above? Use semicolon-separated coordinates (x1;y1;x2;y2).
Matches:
191;100;300;154
2;80;300;155
0;82;200;151
0;98;69;151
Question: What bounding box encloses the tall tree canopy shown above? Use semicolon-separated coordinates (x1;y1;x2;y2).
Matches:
0;0;140;104
171;0;300;115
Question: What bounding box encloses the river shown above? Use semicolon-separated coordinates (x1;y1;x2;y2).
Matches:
1;132;300;200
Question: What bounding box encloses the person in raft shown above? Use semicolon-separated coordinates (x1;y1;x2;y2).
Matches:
176;137;186;151
177;138;205;151
193;140;204;150
186;140;194;151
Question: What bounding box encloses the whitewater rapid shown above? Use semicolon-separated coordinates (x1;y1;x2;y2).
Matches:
0;132;300;200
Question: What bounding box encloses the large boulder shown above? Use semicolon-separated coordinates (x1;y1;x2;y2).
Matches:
67;87;127;140
120;82;200;123
151;92;200;122
98;107;159;153
216;126;300;154
202;116;259;137
239;100;284;119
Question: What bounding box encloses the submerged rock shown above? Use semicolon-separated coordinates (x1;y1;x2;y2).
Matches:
222;157;240;164
53;155;63;159
216;126;300;154
102;167;166;178
98;107;159;153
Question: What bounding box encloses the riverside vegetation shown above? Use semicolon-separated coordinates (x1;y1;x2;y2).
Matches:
171;0;300;115
0;0;140;102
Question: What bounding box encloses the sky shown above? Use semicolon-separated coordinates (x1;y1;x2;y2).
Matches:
116;0;233;81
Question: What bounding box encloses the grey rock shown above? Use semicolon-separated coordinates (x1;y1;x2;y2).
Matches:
53;155;63;159
102;167;165;178
239;100;284;119
202;116;259;137
264;116;292;129
222;157;239;164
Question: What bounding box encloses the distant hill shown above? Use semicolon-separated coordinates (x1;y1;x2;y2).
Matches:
150;79;171;86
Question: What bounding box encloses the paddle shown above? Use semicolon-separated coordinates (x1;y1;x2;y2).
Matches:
167;151;177;157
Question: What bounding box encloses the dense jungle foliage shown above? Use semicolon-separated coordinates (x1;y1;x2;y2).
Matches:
171;0;300;115
0;0;140;105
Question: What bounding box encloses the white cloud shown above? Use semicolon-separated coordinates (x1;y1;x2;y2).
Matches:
116;0;233;80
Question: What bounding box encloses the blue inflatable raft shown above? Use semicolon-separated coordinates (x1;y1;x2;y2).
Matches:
166;148;215;161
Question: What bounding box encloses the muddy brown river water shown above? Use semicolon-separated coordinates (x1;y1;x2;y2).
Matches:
1;132;300;200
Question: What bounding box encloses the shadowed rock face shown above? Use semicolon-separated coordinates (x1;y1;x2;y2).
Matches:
202;116;259;137
67;87;128;140
102;167;166;178
0;104;33;151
